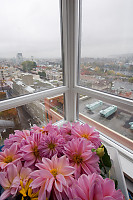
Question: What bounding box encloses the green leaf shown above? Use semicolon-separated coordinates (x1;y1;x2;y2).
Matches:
113;179;118;189
102;146;112;168
99;160;103;169
91;148;96;152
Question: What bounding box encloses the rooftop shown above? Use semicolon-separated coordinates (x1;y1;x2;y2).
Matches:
79;97;133;141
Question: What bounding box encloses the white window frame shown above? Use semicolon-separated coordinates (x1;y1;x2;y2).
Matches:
0;86;68;112
0;0;132;180
60;0;133;182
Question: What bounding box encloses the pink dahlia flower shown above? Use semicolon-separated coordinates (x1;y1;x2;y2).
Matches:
0;162;31;200
30;155;75;200
68;173;125;200
72;123;101;148
3;130;30;150
15;160;32;182
46;123;61;135
30;124;43;133
60;122;79;142
0;144;21;170
64;138;100;179
38;131;65;159
19;132;43;168
0;164;19;200
31;122;60;135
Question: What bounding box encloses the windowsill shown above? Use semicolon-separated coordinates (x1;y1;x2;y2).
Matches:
99;133;133;180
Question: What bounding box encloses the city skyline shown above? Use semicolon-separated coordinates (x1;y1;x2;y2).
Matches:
0;0;133;58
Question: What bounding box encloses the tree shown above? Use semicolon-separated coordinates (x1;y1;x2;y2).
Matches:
107;70;115;75
21;61;37;72
38;71;46;79
95;66;100;72
128;77;133;83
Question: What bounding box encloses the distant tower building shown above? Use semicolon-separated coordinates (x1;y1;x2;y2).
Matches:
16;53;23;64
31;56;34;61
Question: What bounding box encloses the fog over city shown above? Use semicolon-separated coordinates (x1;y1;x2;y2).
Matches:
0;0;133;58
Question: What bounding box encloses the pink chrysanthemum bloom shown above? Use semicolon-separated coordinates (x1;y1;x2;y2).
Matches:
43;123;60;135
31;122;60;135
0;144;21;170
0;164;19;200
14;160;32;183
3;130;30;150
30;124;43;134
38;131;65;159
68;173;125;200
19;132;43;168
60;122;80;142
30;155;75;200
64;138;100;179
72;123;101;148
0;162;32;200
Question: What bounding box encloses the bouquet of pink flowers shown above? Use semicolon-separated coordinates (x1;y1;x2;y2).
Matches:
0;122;125;200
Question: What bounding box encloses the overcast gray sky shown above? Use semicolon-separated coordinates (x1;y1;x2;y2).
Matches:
0;0;133;58
82;0;133;57
0;0;61;58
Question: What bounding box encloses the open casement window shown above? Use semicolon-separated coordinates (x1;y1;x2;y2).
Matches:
0;0;133;186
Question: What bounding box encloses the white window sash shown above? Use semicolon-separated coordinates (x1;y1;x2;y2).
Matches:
75;85;133;113
0;86;68;112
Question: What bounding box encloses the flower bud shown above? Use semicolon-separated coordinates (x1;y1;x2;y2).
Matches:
96;145;104;158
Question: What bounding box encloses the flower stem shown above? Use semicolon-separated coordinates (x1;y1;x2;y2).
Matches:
100;158;107;174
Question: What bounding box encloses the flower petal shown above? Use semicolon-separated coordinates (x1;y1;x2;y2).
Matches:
20;167;32;180
30;177;44;189
38;183;46;200
21;145;32;152
7;164;17;183
46;177;54;193
30;169;52;179
0;172;10;188
61;166;75;176
24;159;35;167
10;144;17;155
56;174;67;186
0;189;11;200
54;180;62;192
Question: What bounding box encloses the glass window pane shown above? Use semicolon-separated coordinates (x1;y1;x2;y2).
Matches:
78;94;133;143
0;0;63;101
0;94;64;145
80;0;133;100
